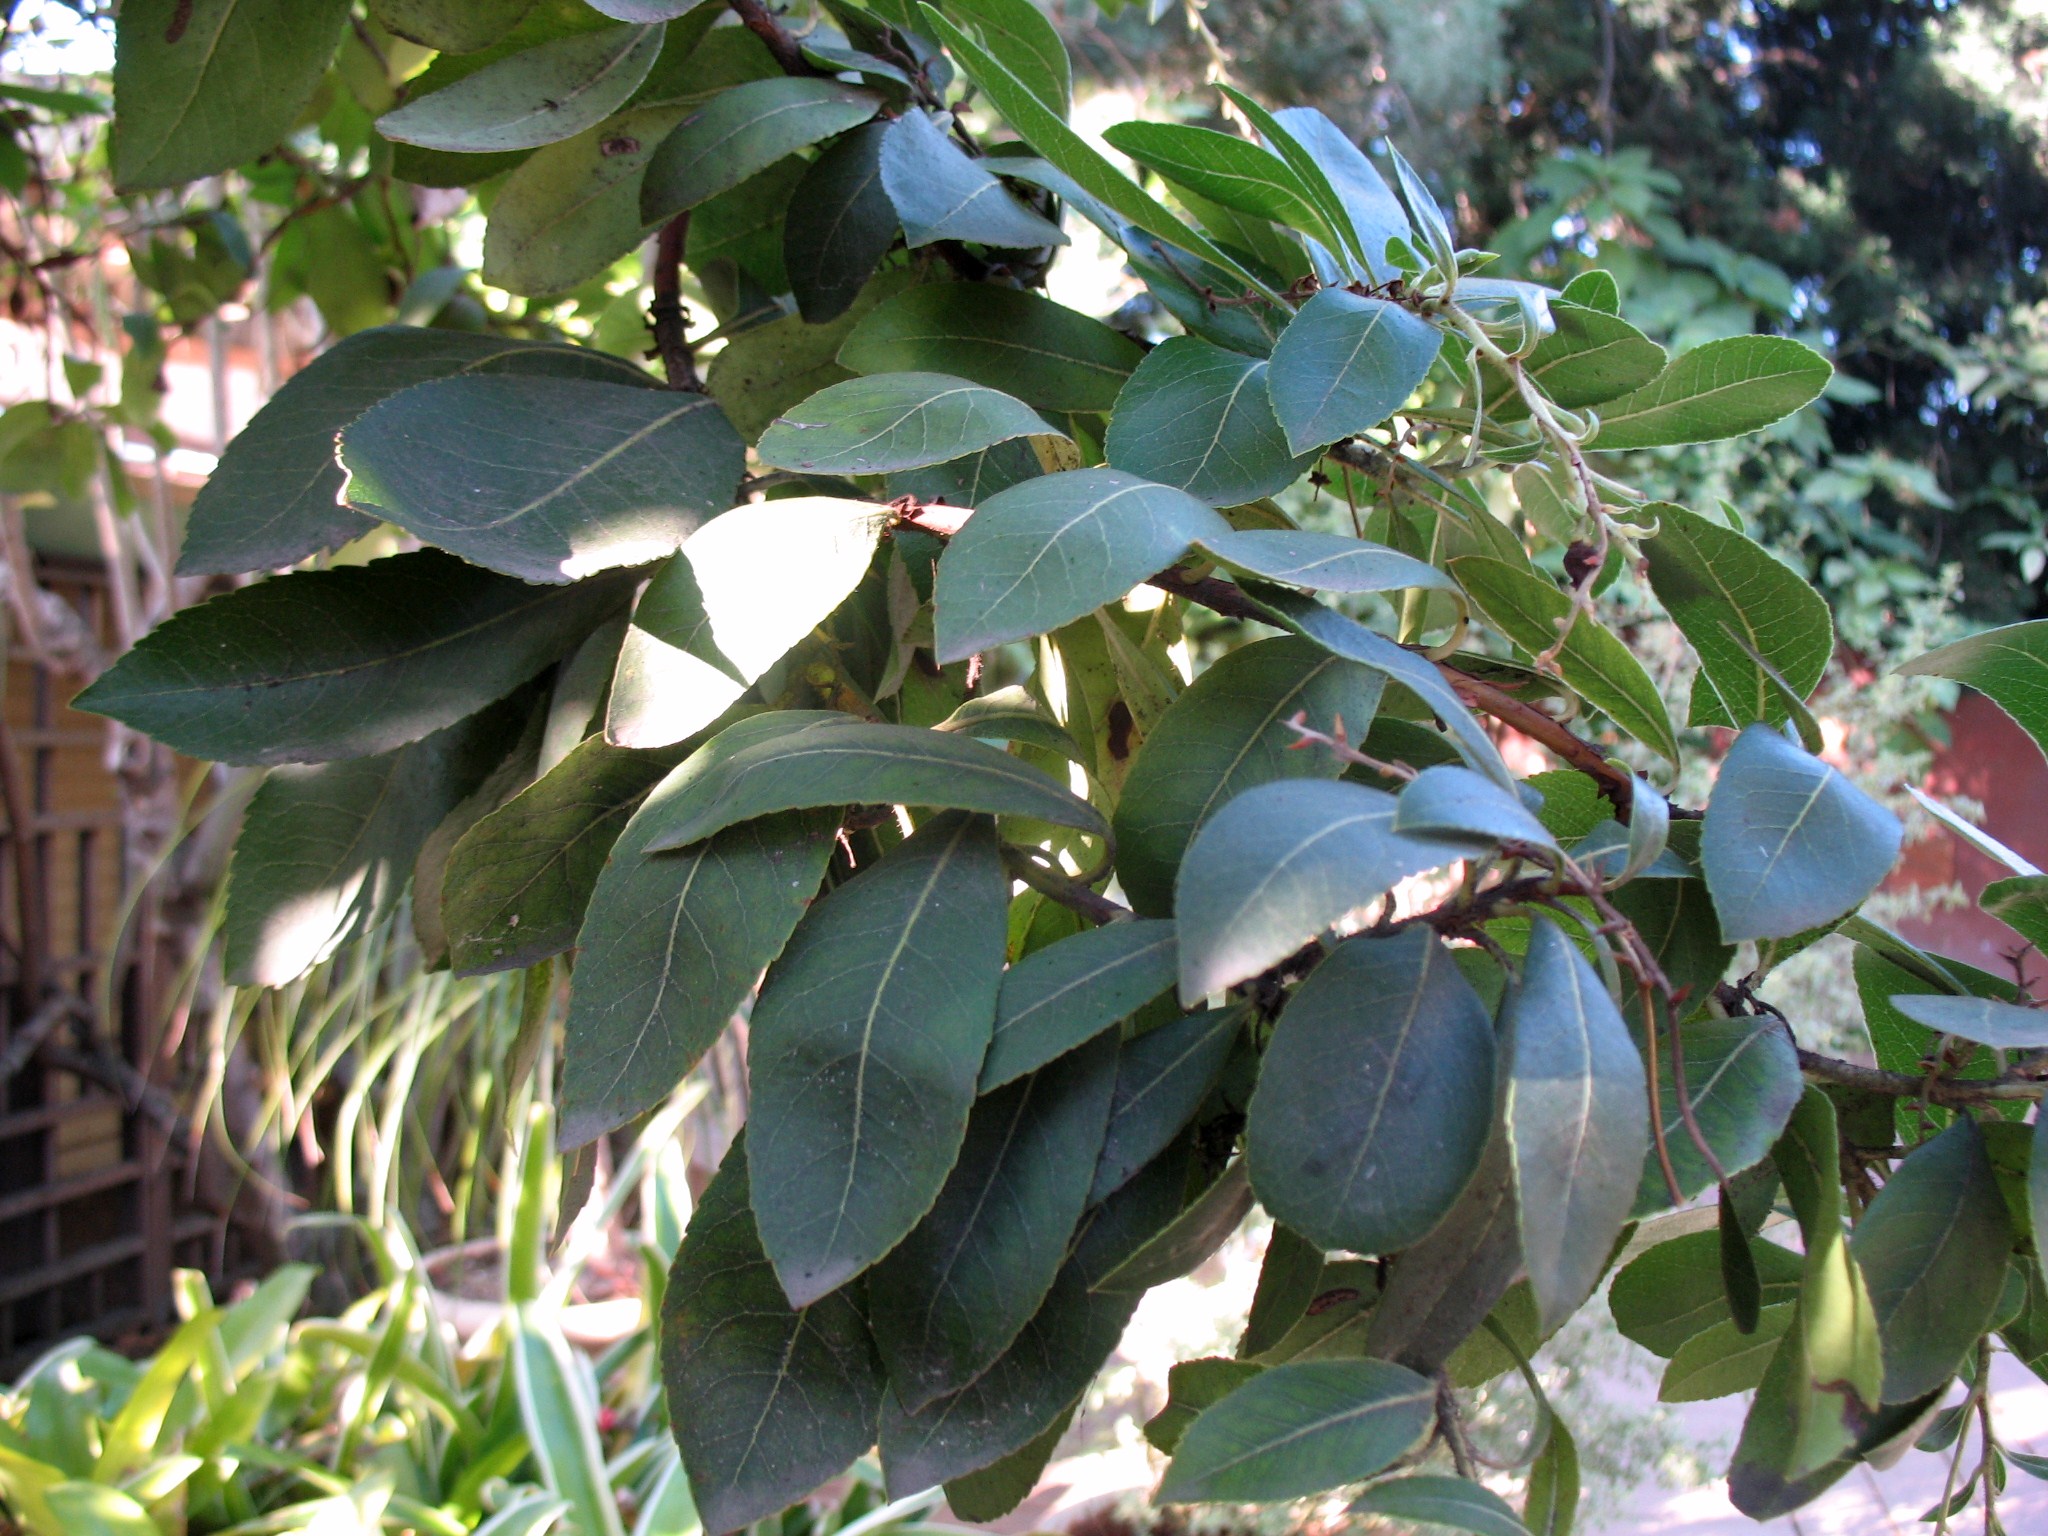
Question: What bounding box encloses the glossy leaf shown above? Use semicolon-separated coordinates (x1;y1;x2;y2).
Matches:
340;378;743;583
880;109;1066;248
1248;929;1496;1254
1899;620;2048;763
1266;289;1443;453
1147;1358;1266;1455
1158;1359;1434;1503
1590;336;1832;451
944;0;1071;113
1396;764;1556;850
1660;1305;1798;1402
606;498;887;748
748;812;1006;1305
1887;993;2048;1049
1091;1007;1243;1201
1193;529;1457;598
1105;337;1314;506
706;266;916;441
1114;636;1384;916
784;122;897;323
378;25;663;152
1269;107;1410;276
1500;301;1664;413
641;77;882;221
1701;724;1902;942
983;919;1178;1090
1101;121;1342;253
1350;1476;1532;1536
1174;779;1465;1002
75;551;629;766
1503;920;1650;1331
841;284;1141;411
663;1138;885;1536
1634;1014;1804;1215
932;469;1228;661
758;371;1057;474
869;1035;1118;1409
1610;1230;1805;1358
1096;1160;1256;1292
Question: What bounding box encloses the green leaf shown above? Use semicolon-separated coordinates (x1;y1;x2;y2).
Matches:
1238;1226;1326;1360
1887;993;2048;1049
558;716;842;1146
1449;555;1678;763
1215;85;1366;274
340;379;743;584
1091;1007;1243;1200
1985;875;2048;950
1269;108;1410;276
663;1137;885;1536
445;734;679;975
983;919;1178;1090
1096;1159;1255;1292
879;1135;1189;1491
481;104;685;296
758;371;1058;474
1147;1357;1266;1455
785;122;898;324
1350;1476;1532;1536
687;156;805;293
1105;337;1315;507
943;0;1069;111
1119;225;1288;356
1114;636;1383;916
1641;502;1833;730
1193;529;1456;598
937;685;1086;761
1248;928;1495;1260
932;469;1228;661
76;551;629;766
914;6;1270;297
1265;289;1443;453
1610;1230;1804;1358
1701;724;1902;942
1659;1304;1798;1402
1158;1358;1434;1503
638;714;1106;851
1523;1412;1581;1536
1175;779;1463;1002
1899;620;2048;764
371;0;541;53
641;78;883;222
942;1409;1074;1522
379;24;663;152
1503;919;1649;1331
1589;336;1832;451
511;1302;627;1536
1560;269;1620;313
1395;764;1556;850
870;1035;1118;1409
1851;1120;2014;1402
1496;302;1664;414
113;0;352;189
840;284;1141;412
1634;1015;1804;1215
177;326;653;576
748;812;1006;1305
707;266;917;441
1101;121;1342;253
225;697;527;986
606;498;887;748
880;110;1067;248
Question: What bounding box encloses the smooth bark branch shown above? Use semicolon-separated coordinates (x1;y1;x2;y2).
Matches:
728;0;817;76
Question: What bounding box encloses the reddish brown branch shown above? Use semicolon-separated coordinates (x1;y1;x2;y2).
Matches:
728;0;818;76
649;214;702;391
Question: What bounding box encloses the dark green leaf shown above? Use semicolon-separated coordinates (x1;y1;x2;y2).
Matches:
606;498;887;748
1660;1304;1797;1402
1238;1226;1325;1360
113;0;351;189
707;267;918;441
936;686;1086;762
758;371;1058;474
1522;1412;1580;1536
1269;108;1410;276
942;1408;1074;1522
378;24;663;152
1121;225;1287;356
932;469;1227;661
1610;1230;1804;1357
1266;290;1443;453
1157;1358;1433;1503
1091;1007;1243;1201
1396;764;1556;850
1100;121;1342;253
1174;780;1462;1002
943;0;1071;114
1634;1014;1804;1215
870;1034;1118;1409
445;734;679;976
983;919;1177;1090
686;156;804;292
178;327;652;576
1899;620;2048;764
1105;337;1314;506
1146;1358;1265;1455
641;78;882;221
1701;725;1902;942
663;1137;885;1536
748;812;1006;1305
841;285;1141;412
1503;919;1649;1330
1503;302;1664;413
1095;1160;1255;1292
372;0;548;51
880;110;1066;248
1589;336;1832;451
1984;875;2048;951
1114;636;1384;917
1887;993;2048;1049
1216;85;1366;274
1642;502;1833;730
1247;929;1496;1254
340;379;742;583
76;551;629;766
1721;1191;1765;1335
1851;1119;2013;1402
785;122;898;324
1193;529;1457;598
1350;1476;1532;1536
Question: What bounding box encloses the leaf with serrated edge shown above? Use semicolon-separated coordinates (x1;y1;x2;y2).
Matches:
378;24;663;153
1633;1015;1803;1215
1266;289;1443;453
1091;1007;1243;1201
841;285;1140;412
880;109;1066;249
1105;337;1314;507
640;77;882;221
758;371;1059;475
1590;335;1831;451
982;919;1177;1090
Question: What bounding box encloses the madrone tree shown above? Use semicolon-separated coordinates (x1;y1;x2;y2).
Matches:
78;1;2048;1531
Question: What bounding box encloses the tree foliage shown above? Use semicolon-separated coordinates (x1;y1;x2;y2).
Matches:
51;1;2048;1531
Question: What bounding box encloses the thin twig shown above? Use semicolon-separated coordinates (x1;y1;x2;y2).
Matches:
1794;1045;2048;1105
1001;846;1130;926
649;213;702;391
727;0;818;75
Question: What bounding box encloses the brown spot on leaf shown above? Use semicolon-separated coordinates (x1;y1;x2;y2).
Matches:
166;0;196;43
1106;699;1135;761
1306;1286;1361;1316
600;135;641;158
